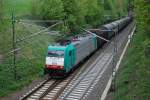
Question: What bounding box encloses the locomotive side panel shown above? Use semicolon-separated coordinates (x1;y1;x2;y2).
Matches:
74;36;96;66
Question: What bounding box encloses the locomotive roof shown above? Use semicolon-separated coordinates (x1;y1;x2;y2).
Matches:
71;33;94;46
49;33;94;47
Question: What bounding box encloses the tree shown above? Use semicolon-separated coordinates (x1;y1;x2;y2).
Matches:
85;0;102;27
0;0;4;22
40;0;64;20
36;0;129;33
135;0;150;36
30;0;39;18
62;0;82;33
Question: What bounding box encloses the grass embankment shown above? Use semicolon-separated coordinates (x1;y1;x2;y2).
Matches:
0;0;56;96
115;25;150;100
4;0;32;16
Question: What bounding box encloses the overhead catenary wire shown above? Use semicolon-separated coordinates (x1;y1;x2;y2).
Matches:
15;21;63;43
19;22;48;31
81;28;110;42
6;19;62;55
18;19;61;23
19;22;60;36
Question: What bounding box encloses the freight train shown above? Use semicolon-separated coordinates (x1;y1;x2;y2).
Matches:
44;17;132;77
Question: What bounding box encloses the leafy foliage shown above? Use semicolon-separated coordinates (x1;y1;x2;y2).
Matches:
37;0;128;33
135;0;150;37
115;0;150;99
0;0;4;22
115;27;150;99
134;0;150;57
40;0;65;20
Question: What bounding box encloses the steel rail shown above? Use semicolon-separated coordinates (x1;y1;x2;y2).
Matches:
20;78;51;100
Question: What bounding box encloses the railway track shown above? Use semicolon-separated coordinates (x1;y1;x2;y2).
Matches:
19;76;68;100
20;78;58;100
19;73;77;100
58;44;113;100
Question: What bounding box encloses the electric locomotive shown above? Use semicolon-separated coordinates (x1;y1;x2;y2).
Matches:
44;33;97;77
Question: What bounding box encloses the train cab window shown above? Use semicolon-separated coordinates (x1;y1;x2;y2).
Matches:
47;50;64;58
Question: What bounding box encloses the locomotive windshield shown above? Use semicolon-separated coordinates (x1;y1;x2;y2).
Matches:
47;50;64;57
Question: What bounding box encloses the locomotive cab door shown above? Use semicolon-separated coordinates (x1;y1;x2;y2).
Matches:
65;45;75;72
69;50;73;66
68;48;75;68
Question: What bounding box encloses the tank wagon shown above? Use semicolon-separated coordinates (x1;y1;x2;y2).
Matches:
44;17;132;77
101;16;131;39
90;17;132;48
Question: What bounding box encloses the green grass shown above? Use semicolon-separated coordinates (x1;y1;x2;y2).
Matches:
0;0;57;97
0;0;33;51
0;21;56;96
115;25;150;100
4;0;32;16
